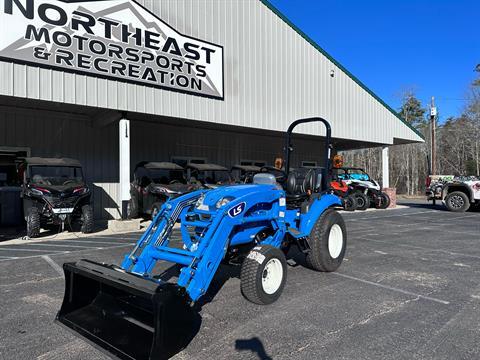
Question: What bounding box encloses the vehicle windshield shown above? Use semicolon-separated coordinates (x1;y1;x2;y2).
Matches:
148;169;186;184
195;170;232;185
348;169;370;181
29;166;84;186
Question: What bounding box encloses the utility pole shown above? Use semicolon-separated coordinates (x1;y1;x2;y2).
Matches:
430;97;437;175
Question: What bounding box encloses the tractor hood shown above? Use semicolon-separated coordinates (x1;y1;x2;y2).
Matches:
195;184;279;211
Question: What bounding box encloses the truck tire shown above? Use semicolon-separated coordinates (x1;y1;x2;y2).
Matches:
127;198;138;219
445;191;470;212
151;202;163;220
26;207;41;238
306;209;347;272
240;245;287;305
376;192;391;209
343;194;357;211
80;204;94;233
354;192;370;211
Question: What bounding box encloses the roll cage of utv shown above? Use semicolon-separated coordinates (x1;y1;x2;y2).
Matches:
129;161;190;219
185;163;233;188
19;157;93;238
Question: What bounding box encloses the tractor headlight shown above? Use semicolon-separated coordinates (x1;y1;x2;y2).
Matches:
215;196;234;209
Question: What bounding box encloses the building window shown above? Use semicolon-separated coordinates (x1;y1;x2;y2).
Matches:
302;161;317;168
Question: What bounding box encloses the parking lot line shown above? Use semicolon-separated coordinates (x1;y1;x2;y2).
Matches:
20;243;92;249
347;210;433;221
41;255;64;277
53;239;134;246
358;237;480;260
0;247;63;253
332;272;450;305
0;243;135;262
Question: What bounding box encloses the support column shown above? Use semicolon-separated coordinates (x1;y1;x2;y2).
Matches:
382;146;389;188
119;118;130;220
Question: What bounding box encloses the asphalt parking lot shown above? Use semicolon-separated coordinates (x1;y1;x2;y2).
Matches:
1;201;479;360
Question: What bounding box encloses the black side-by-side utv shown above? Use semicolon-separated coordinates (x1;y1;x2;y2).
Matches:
185;163;233;189
19;157;93;238
129;162;193;219
230;164;261;183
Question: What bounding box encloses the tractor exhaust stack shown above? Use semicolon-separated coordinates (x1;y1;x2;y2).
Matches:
56;260;199;360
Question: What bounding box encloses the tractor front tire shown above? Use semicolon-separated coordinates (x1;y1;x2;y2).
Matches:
306;209;347;272
354;192;370;211
26;207;41;238
445;191;470;212
80;204;94;233
240;245;287;305
343;195;357;211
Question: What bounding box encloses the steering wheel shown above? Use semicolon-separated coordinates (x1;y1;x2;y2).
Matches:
259;166;287;183
169;179;180;185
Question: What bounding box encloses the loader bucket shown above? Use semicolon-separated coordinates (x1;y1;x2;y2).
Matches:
56;260;200;360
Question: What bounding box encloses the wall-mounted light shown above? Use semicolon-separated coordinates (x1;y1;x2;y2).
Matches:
330;69;335;78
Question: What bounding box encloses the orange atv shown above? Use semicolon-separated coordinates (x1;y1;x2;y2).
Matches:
330;180;357;211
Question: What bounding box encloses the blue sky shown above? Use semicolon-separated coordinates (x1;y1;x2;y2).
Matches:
268;0;480;122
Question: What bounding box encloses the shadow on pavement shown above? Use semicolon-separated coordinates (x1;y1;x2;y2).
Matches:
235;337;273;360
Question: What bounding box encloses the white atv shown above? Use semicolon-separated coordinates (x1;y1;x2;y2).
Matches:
334;167;390;210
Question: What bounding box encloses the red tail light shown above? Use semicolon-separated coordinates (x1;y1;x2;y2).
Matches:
426;177;431;187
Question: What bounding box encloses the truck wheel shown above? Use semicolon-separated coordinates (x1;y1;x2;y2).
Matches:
127;198;138;219
445;191;470;212
240;245;287;305
80;204;94;233
151;202;163;220
26;207;41;238
376;192;390;209
354;192;370;211
306;209;347;272
343;195;357;211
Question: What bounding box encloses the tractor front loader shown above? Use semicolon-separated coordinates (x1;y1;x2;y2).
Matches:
56;118;348;360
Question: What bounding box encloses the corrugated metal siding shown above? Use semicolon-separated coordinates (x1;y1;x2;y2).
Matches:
0;0;422;145
0;107;121;219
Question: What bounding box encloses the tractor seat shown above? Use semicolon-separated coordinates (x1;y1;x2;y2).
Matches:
286;169;313;200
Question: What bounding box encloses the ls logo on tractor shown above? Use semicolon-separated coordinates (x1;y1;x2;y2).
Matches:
228;202;246;218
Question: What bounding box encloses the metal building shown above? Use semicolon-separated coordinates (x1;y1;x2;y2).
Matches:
0;0;423;220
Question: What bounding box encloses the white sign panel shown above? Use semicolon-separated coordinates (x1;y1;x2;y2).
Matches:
0;0;224;99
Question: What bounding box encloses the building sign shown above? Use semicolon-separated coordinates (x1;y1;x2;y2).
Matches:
0;0;224;99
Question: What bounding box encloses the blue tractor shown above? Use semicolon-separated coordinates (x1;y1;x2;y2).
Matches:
56;118;347;360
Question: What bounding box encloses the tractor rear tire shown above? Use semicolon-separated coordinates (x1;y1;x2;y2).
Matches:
80;204;94;233
376;192;391;209
306;209;347;272
240;245;287;305
445;191;470;212
354;192;370;211
26;207;41;238
343;195;357;211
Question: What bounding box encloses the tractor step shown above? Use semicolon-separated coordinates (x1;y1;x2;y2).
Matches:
56;260;200;360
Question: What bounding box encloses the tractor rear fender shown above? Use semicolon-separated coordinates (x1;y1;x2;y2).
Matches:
298;194;342;235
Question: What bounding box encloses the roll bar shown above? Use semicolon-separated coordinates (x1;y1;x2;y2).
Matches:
284;117;332;189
